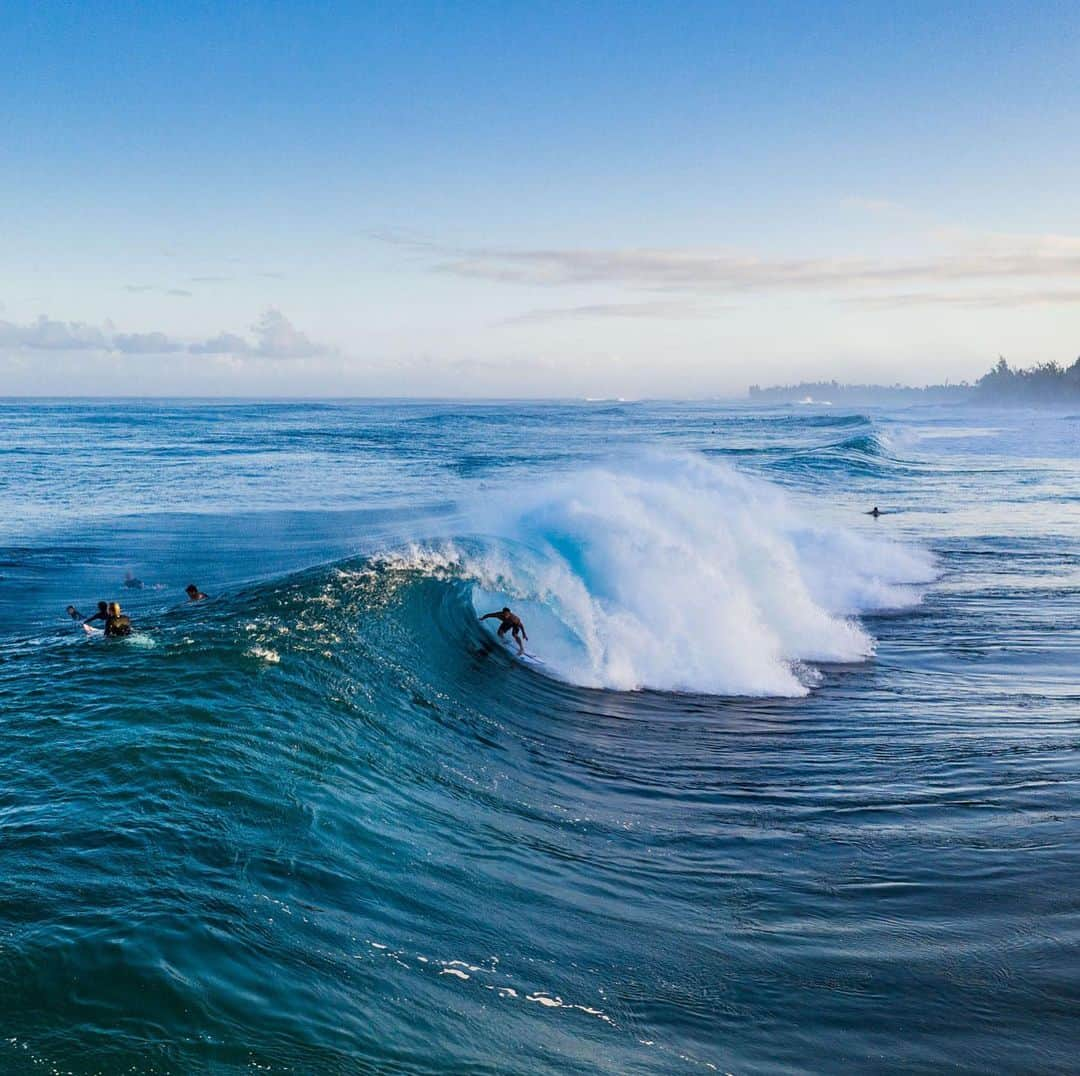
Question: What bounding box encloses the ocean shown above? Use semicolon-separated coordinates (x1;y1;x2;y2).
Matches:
1;399;1077;1073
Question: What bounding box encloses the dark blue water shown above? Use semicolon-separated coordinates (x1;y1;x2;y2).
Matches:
1;400;1078;1073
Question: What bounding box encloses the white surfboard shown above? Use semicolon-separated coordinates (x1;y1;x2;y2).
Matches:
82;623;155;647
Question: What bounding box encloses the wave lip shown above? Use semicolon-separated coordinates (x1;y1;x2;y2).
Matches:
400;452;935;698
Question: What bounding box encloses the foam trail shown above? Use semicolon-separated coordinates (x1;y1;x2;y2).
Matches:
407;453;935;697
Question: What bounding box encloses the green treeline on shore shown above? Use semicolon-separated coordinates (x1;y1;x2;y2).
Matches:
749;356;1080;405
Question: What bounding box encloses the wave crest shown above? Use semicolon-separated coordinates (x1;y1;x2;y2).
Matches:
392;453;935;698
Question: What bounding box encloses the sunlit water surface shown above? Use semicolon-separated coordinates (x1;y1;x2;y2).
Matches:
1;400;1077;1074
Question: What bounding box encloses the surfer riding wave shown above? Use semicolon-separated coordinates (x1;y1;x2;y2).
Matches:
480;606;528;655
369;452;936;697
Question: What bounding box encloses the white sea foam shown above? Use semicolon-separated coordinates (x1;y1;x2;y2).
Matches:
393;453;936;697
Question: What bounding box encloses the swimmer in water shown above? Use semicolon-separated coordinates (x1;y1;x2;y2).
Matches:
104;601;133;638
66;605;83;621
123;571;144;590
480;606;528;655
868;506;882;517
185;583;208;602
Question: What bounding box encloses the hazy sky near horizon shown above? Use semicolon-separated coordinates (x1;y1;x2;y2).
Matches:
3;0;1079;396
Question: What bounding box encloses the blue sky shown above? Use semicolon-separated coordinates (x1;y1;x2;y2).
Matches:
2;0;1079;395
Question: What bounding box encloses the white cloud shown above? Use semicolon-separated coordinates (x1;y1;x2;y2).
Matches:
500;300;726;325
846;288;1080;309
0;316;109;351
188;331;250;355
378;231;1080;300
0;309;330;359
113;331;184;354
250;308;329;358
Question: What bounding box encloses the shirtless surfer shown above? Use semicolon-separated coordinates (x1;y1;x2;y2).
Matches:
480;607;528;655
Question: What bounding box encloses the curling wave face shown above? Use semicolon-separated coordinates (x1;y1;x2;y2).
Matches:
384;453;936;697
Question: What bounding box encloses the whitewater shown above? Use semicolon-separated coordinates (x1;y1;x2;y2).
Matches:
1;399;1077;1074
392;452;935;696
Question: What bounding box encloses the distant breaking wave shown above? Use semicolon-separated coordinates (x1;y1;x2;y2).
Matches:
768;427;932;481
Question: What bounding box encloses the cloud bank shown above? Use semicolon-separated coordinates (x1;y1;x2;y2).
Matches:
0;309;330;359
437;243;1080;294
378;230;1080;310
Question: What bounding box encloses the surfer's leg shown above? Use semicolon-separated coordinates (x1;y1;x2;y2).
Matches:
513;629;525;655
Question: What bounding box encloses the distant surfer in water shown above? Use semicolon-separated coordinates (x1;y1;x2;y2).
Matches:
868;506;882;517
123;571;144;590
480;607;528;655
185;583;208;602
66;605;83;621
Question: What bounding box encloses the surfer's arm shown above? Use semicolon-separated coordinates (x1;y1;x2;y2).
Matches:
479;612;499;621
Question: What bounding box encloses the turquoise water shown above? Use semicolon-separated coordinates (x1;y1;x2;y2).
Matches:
1;400;1078;1073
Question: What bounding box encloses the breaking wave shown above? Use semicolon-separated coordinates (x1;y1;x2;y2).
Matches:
374;453;935;698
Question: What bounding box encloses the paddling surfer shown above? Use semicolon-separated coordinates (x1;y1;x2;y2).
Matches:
83;600;109;627
480;607;528;655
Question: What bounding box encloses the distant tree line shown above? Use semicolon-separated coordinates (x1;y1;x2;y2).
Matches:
748;356;1080;405
974;356;1080;403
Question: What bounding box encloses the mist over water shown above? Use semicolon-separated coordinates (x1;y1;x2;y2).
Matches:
1;400;1077;1074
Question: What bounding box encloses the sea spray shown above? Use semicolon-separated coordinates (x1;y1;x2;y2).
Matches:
392;453;936;697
